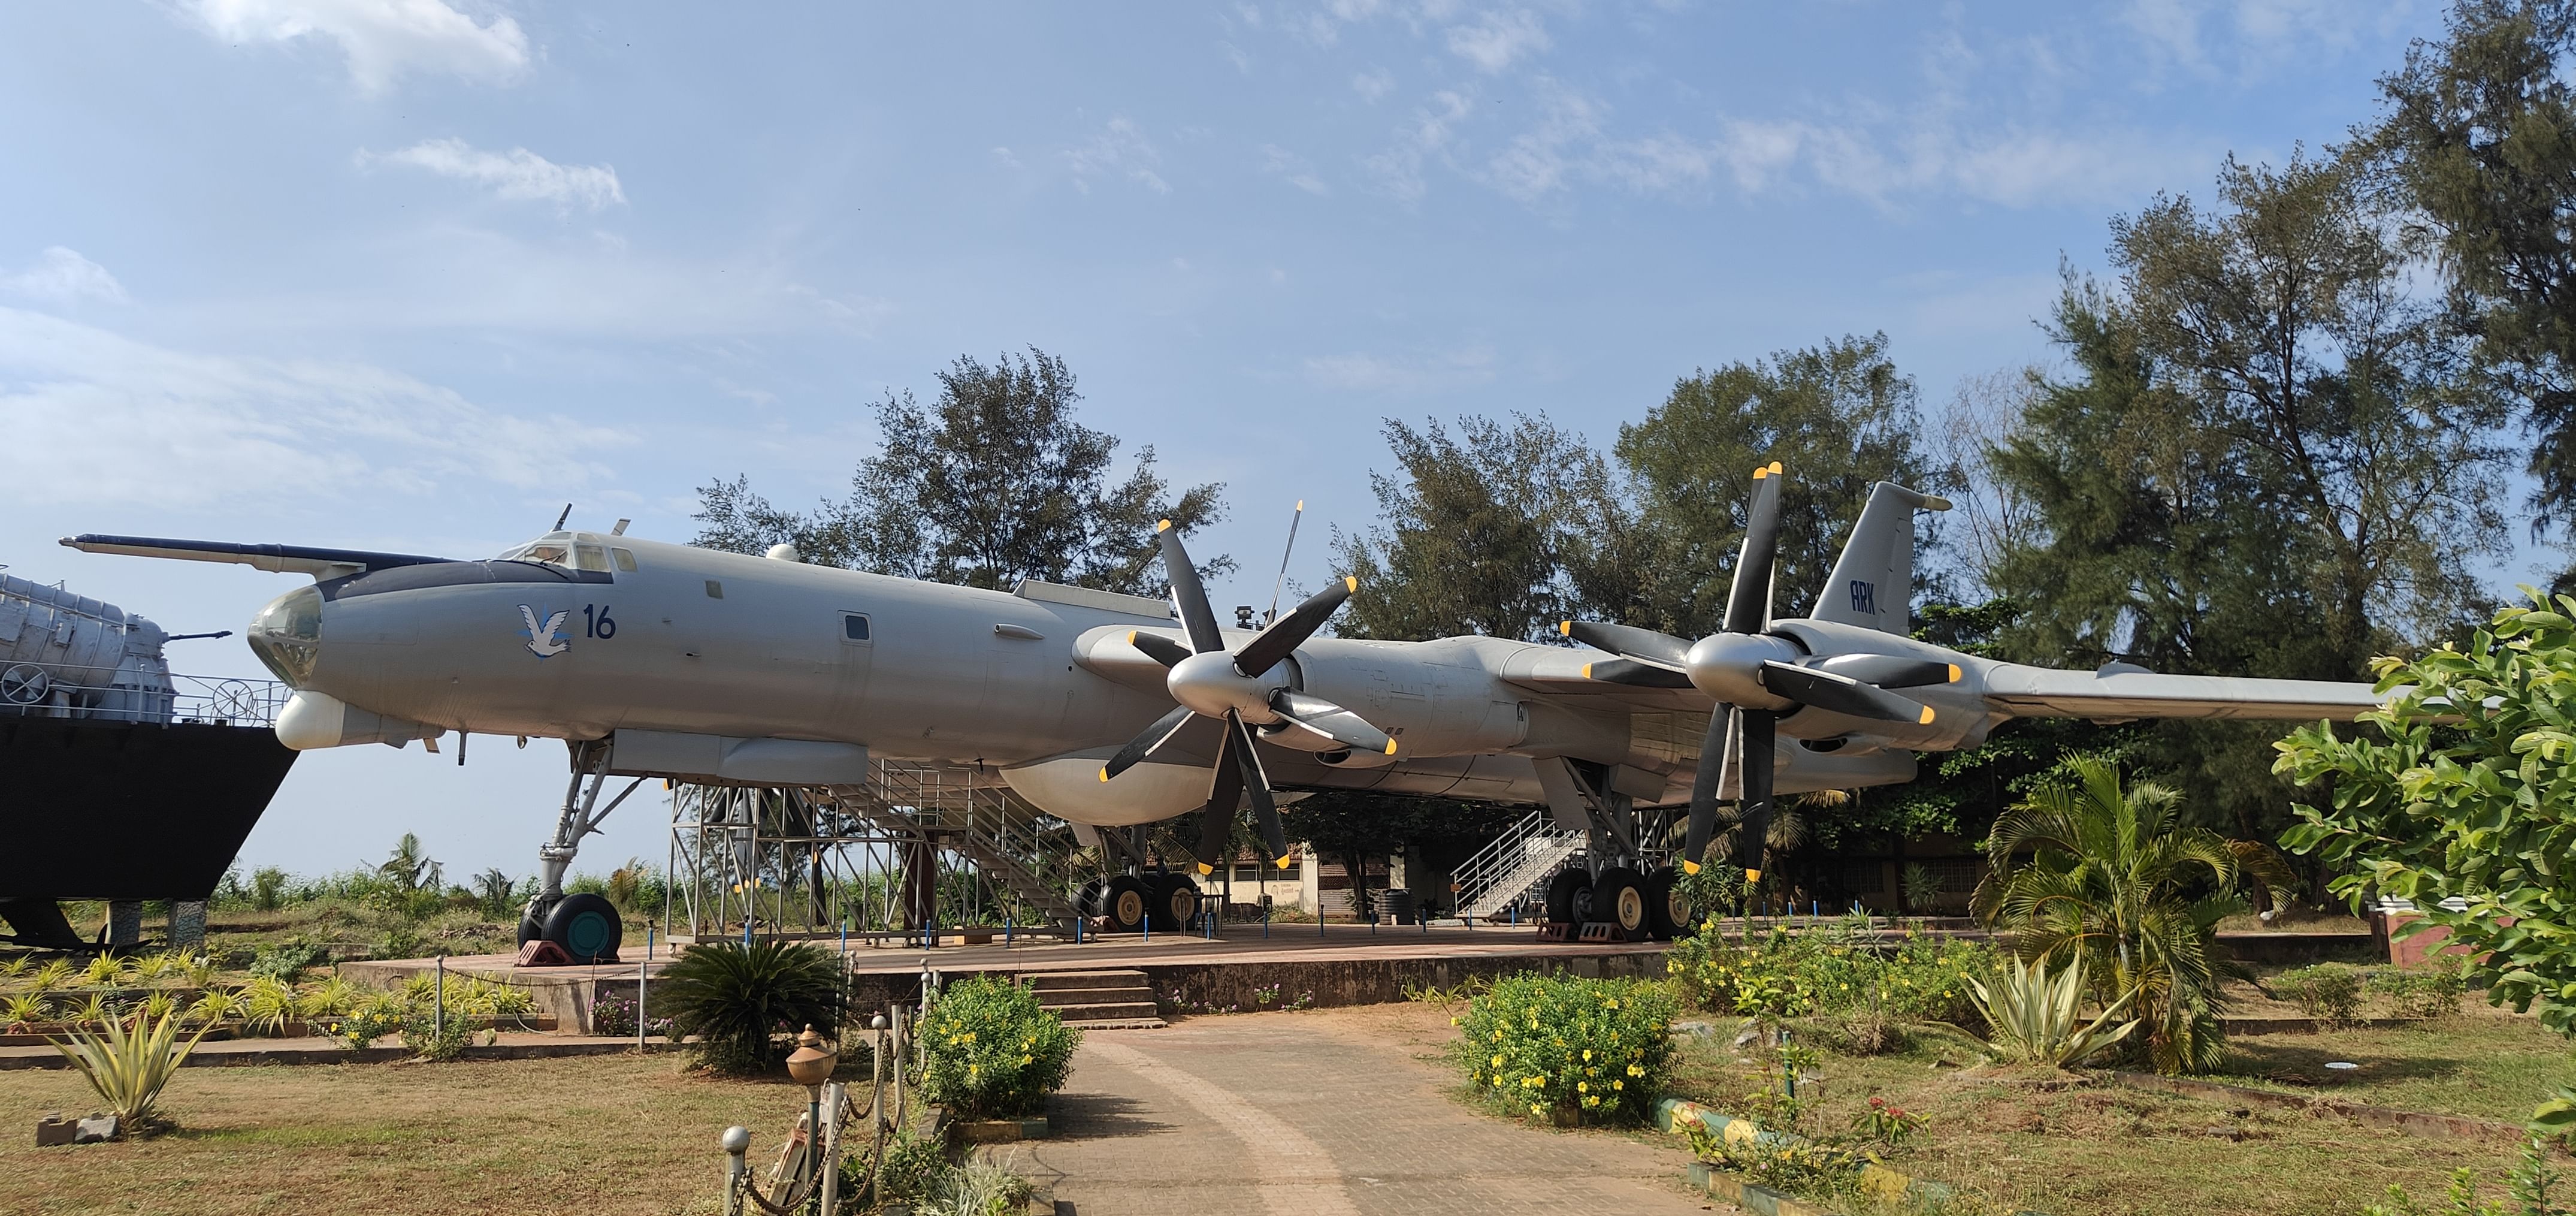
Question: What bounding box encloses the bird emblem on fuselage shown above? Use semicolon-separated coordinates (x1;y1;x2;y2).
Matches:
518;605;571;659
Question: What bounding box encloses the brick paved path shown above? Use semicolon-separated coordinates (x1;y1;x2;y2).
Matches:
1021;1006;1722;1216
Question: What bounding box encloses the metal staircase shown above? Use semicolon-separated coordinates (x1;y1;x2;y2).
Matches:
1453;807;1588;920
814;764;1084;926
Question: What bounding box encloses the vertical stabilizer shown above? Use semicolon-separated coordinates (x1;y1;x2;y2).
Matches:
1812;481;1949;634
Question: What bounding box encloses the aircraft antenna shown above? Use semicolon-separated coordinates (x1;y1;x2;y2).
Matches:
552;503;573;531
1264;500;1304;625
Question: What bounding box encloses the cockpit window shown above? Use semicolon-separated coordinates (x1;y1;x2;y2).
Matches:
573;544;612;572
612;547;638;572
506;542;573;566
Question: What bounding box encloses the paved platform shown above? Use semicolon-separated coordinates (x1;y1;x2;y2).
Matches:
1025;1004;1720;1216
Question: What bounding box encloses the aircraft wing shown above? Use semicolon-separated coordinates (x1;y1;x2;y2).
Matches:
1499;644;1710;713
1979;662;2386;722
61;535;455;580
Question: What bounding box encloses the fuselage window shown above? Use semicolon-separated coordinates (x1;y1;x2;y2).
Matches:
573;544;612;572
842;613;871;642
612;547;639;572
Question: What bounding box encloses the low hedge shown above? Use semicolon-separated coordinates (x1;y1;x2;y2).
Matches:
1456;973;1676;1126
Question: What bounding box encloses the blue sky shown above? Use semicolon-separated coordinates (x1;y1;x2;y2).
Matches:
0;0;2478;882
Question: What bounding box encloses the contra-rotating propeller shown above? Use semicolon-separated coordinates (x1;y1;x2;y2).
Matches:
1099;520;1398;874
1561;463;1959;881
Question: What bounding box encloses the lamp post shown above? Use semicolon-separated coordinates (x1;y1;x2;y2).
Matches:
785;1024;837;1203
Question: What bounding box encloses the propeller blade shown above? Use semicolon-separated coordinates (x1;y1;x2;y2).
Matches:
1759;660;1933;725
1269;690;1397;755
1099;703;1198;783
1682;706;1731;874
1127;630;1192;668
1233;576;1354;677
1560;620;1692;669
1157;521;1225;654
1580;657;1695;689
1736;708;1776;879
1227;711;1293;869
1721;462;1785;634
1813;653;1959;689
1191;750;1244;874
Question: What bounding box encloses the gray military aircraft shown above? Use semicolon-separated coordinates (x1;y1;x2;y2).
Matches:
63;464;2383;957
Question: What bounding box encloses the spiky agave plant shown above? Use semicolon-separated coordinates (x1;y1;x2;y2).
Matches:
188;987;243;1027
657;940;843;1075
50;1009;212;1134
30;959;74;992
5;992;49;1030
240;976;297;1037
1968;956;2139;1067
1;954;31;982
81;954;126;988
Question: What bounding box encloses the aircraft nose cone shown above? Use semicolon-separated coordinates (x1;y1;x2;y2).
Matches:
246;584;324;687
1687;630;1794;707
1167;650;1272;719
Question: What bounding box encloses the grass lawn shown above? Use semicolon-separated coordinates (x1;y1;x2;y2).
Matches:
2215;1006;2576;1124
0;1054;817;1215
1660;1014;2569;1216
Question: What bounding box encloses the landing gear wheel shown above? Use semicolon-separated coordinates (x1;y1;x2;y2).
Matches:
1102;876;1150;934
1593;867;1650;939
1074;879;1107;920
516;897;554;948
543;892;622;963
1150;873;1200;933
1646;867;1689;940
1543;868;1592;925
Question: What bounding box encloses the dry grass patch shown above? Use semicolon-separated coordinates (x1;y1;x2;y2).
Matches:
0;1054;814;1215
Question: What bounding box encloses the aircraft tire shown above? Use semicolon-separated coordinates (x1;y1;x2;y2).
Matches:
1543;868;1590;925
1150;873;1200;933
516;895;556;948
1594;867;1652;939
1102;876;1151;934
1074;879;1107;920
544;892;622;963
1644;867;1687;940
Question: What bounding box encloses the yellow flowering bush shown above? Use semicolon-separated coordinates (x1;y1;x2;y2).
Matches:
1664;918;1996;1027
918;974;1080;1119
1455;973;1675;1126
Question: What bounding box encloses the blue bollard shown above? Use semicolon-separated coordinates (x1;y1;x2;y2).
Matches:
1005;912;1013;947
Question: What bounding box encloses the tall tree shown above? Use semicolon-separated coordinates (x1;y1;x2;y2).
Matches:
2375;0;2576;541
694;348;1229;595
1607;333;1946;639
1332;413;1610;642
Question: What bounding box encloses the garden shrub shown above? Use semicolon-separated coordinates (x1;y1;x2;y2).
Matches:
2368;965;2466;1020
2274;963;2366;1027
1665;918;1996;1037
918;974;1080;1119
657;940;845;1075
875;1130;950;1203
1457;972;1676;1126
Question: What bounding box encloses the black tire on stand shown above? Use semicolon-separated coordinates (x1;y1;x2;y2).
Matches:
1592;867;1651;939
1103;876;1150;934
1543;868;1591;925
1646;867;1688;940
543;892;622;963
1151;873;1200;932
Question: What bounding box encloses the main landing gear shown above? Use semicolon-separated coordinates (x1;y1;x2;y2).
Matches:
517;741;647;964
1534;756;1696;942
1077;828;1203;934
1544;862;1692;941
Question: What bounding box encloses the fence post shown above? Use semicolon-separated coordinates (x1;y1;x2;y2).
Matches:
719;1125;751;1216
433;955;445;1046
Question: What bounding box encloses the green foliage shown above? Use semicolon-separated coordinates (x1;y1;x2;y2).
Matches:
2276;592;2576;1036
1456;973;1676;1125
875;1130;950;1203
48;1009;211;1133
1664;918;1996;1032
694;347;1227;596
399;1003;482;1061
918;974;1080;1120
1851;1094;1926;1148
656;940;843;1075
5;992;49;1028
249;941;327;982
916;1152;1033;1216
250;865;289;912
1972;755;2270;1073
239;976;297;1037
2273;964;2368;1027
2373;964;2470;1021
1968;955;2140;1067
325;992;404;1050
2362;1137;2569;1216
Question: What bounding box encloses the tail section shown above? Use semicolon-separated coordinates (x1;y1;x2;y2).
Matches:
1812;482;1949;634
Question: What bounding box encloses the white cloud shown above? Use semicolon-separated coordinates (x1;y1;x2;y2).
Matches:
1352;68;1395;103
1365;89;1474;204
1;248;129;306
1260;145;1331;195
361;138;625;213
0;307;628;509
1444;8;1550;74
179;0;531;93
1303;345;1495;393
1063;119;1170;195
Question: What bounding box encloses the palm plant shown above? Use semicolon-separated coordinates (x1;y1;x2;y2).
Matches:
379;833;443;892
657;940;843;1075
1972;755;2288;1074
1969;956;2140;1067
50;1009;212;1133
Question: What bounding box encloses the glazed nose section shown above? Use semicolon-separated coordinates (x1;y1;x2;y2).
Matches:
246;584;323;687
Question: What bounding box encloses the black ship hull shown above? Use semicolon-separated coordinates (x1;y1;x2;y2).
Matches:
0;716;297;900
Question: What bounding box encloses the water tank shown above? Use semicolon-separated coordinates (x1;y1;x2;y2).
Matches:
0;572;175;721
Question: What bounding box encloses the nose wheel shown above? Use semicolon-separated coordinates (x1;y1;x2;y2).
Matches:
518;892;622;964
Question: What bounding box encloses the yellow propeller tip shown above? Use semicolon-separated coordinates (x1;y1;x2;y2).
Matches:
1126;630;1138;644
1948;663;1962;683
1196;863;1213;876
1097;768;1110;782
1752;466;1768;480
1295;499;1305;510
1768;461;1782;474
1156;518;1172;532
1582;663;1594;678
1917;705;1936;725
1344;575;1357;593
1558;620;1573;635
1681;860;1700;876
1274;853;1295;870
1383;738;1398;755
1744;868;1761;883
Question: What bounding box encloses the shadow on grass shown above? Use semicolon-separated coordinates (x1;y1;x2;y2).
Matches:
2223;1035;2472;1091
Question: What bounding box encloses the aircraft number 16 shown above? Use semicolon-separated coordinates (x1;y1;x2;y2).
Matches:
581;604;618;639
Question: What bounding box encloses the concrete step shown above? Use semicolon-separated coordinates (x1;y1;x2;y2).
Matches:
1040;1000;1162;1023
1024;969;1148;992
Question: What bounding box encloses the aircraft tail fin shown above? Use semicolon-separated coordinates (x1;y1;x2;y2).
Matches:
1812;482;1949;635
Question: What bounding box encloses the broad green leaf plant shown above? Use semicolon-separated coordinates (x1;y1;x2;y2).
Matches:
2276;590;2576;1037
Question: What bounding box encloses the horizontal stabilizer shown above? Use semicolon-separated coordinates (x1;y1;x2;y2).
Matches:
62;535;452;580
1982;663;2385;722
